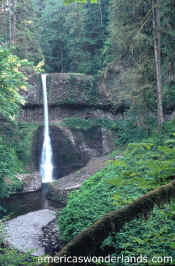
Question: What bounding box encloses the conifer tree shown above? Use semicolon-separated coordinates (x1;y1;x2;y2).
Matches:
152;0;164;131
106;0;175;127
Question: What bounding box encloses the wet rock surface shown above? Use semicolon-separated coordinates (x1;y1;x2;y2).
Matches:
40;218;65;255
33;125;90;179
48;155;110;204
16;172;42;193
32;123;113;179
22;73;109;107
4;209;56;256
3;155;113;257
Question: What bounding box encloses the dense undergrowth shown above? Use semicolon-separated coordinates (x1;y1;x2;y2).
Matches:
0;48;44;265
62;114;153;146
58;119;175;265
0;48;33;215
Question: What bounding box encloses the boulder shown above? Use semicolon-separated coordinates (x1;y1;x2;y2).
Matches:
39;218;65;255
16;172;42;193
4;209;56;256
48;155;110;204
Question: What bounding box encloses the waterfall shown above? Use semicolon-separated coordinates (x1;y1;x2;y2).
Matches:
40;74;54;183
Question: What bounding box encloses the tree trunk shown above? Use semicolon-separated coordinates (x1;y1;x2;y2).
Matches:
47;180;175;266
12;0;16;44
98;0;103;26
8;0;12;46
152;0;164;131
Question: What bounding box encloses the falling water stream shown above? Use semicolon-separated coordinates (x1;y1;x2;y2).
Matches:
40;74;54;183
0;75;62;218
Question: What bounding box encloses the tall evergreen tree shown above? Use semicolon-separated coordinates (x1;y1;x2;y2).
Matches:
15;0;42;63
79;0;109;73
35;0;109;74
105;0;175;127
152;0;164;130
0;0;42;63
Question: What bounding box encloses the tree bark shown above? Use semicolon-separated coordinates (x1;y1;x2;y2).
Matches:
152;0;164;131
12;0;16;44
98;0;103;26
8;0;12;46
47;180;175;266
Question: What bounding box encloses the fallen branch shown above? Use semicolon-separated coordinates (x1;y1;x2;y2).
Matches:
48;180;175;265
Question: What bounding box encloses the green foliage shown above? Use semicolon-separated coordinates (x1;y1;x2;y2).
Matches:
63;117;96;130
62;115;154;145
111;115;154;145
62;117;117;131
64;0;98;4
0;47;31;121
65;74;98;104
0;234;42;266
102;206;175;265
58;124;175;263
58;170;116;241
0;219;46;266
108;140;175;194
15;0;43;63
0;48;35;212
35;0;109;74
104;0;175;125
0;247;40;266
0;136;23;214
14;122;39;169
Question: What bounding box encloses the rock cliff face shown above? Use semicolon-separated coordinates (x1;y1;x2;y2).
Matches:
32;123;114;178
19;72;121;121
18;73;119;178
20;73;110;115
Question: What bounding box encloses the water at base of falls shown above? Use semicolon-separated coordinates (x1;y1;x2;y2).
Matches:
40;74;54;183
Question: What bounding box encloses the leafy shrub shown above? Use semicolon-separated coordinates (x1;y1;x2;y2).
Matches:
0;47;31;122
58;169;116;241
58;128;175;264
0;137;23;214
14;122;39;168
62;115;155;146
106;206;175;266
112;114;155;145
0;48;33;213
62;117;117;131
0;247;41;266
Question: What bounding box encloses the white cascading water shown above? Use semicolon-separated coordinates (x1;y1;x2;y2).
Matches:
40;74;54;183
